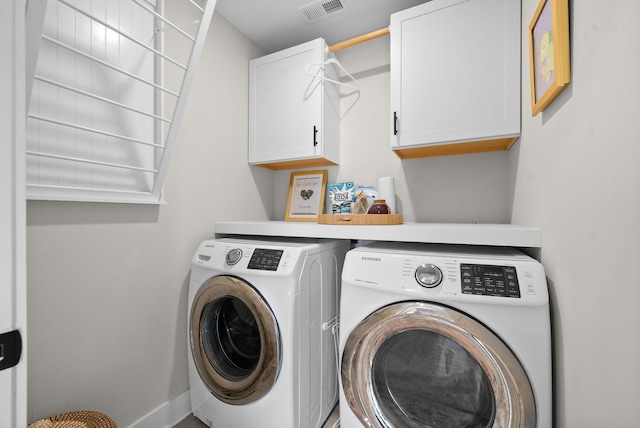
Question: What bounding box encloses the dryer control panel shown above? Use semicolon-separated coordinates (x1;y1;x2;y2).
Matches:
460;264;520;298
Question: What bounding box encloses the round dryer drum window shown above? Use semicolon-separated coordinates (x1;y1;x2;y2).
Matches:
190;275;281;405
341;302;536;428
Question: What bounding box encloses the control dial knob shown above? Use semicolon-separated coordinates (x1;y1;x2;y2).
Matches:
415;263;443;288
225;248;242;266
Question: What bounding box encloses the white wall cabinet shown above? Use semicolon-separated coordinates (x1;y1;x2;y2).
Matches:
249;38;340;170
390;0;521;158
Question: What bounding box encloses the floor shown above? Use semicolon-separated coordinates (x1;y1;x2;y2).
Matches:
174;404;340;428
174;415;207;428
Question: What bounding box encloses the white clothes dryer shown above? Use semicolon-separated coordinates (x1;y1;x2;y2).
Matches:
339;242;552;428
188;237;350;428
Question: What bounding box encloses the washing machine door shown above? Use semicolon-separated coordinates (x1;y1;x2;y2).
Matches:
190;275;281;405
341;302;536;428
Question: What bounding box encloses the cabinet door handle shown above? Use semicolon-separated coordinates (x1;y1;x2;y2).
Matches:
393;112;398;135
313;125;318;146
0;330;22;371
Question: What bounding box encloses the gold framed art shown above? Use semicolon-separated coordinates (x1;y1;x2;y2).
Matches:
284;170;327;222
528;0;571;116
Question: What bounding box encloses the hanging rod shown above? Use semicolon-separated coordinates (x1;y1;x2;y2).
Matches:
28;183;155;197
27;114;165;149
328;27;390;53
57;0;188;71
131;0;195;41
26;151;159;174
187;0;205;13
41;35;180;97
34;75;173;124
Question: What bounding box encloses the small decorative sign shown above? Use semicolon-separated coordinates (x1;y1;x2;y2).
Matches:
285;170;327;222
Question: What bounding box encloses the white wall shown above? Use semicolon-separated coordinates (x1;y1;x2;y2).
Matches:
25;9;266;426
511;1;640;426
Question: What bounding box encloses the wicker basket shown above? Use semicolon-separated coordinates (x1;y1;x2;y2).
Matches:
28;411;117;428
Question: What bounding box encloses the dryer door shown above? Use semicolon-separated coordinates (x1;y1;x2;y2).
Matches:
190;275;281;405
341;302;535;428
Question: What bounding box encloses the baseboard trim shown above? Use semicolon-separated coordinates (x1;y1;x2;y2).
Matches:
126;389;191;428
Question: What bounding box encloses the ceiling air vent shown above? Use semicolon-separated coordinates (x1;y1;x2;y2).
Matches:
299;0;349;24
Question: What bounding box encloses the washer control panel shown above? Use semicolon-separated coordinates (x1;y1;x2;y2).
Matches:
460;264;520;298
247;248;284;271
342;243;548;305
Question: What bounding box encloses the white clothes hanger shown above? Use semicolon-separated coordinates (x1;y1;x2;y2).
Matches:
305;57;360;93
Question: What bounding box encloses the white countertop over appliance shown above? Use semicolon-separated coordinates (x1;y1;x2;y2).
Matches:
213;221;542;248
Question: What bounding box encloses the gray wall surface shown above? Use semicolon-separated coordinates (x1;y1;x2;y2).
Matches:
511;1;640;426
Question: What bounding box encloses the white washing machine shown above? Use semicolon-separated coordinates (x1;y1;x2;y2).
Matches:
188;237;350;428
339;242;552;428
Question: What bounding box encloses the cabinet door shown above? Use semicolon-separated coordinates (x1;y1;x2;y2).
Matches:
249;39;325;165
390;0;520;156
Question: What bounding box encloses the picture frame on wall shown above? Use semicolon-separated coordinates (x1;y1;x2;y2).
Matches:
528;0;571;116
285;170;327;222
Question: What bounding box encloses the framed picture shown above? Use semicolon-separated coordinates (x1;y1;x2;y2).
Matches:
528;0;571;116
285;170;327;222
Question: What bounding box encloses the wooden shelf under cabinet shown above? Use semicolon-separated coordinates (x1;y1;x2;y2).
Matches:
393;137;518;159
